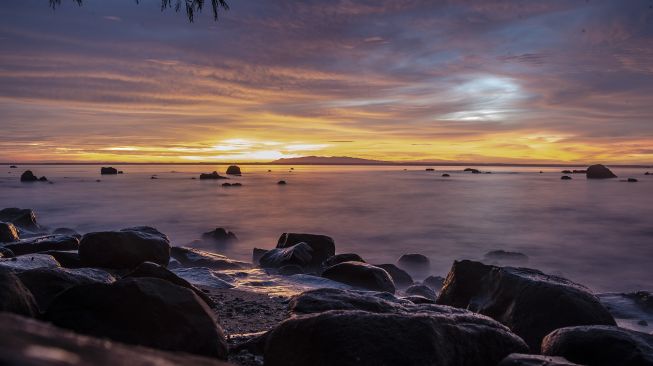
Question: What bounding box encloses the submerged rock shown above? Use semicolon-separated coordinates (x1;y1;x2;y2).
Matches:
4;234;79;256
201;228;238;244
0;270;38;317
171;246;250;270
259;242;313;269
542;325;653;366
628;178;639;182
322;262;395;293
586;164;617;179
405;284;437;301
397;253;430;274
45;277;228;359
79;227;170;269
277;180;287;185
277;233;335;268
437;260;616;351
226;165;241;175
199;171;228;180
442;173;450;177
100;167;118;175
464;168;482;174
499;354;581;366
375;263;413;288
323;253;365;267
0;222;19;242
0;208;39;232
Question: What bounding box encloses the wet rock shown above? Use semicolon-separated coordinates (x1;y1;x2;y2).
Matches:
499;354;581;366
561;176;572;180
484;250;529;264
79;227;170;269
290;288;412;315
423;275;444;291
0;254;61;271
464;168;482;174
252;248;268;265
405;284;437;301
542;325;653;366
278;264;305;275
586;164;617;179
264;309;528;366
0;247;15;258
0;221;19;242
0;208;40;231
0;270;38;317
375;263;413;288
16;267;114;312
100;167;118;175
322;262;395;293
226;165;241;175
397;253;430;274
201;228;238;243
125;261;215;308
0;313;233;366
625;291;653;311
277;233;335;268
277;180;287;185
171;246;250;270
4;235;79;256
41;250;81;268
45;277;228;359
437;260;616;351
21;170;47;182
323;253;365;267
259;242;313;269
200;171;228;180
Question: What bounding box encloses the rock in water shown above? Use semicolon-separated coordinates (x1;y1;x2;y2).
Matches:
397;253;431;274
542;325;653;366
323;253;365;267
0;247;15;258
4;234;79;256
0;313;233;366
252;248;269;265
322;262;395;293
436;260;616;351
201;228;238;243
0;208;40;231
405;284;437;301
0;270;38;317
20;170;41;182
375;263;414;288
259;242;314;269
79;227;170;269
483;250;529;265
423;275;444;291
45;277;228;359
41;250;81;268
264;309;528;366
0;222;19;243
586;164;617;179
199;171;228;180
170;246;250;270
100;167;118;175
277;180;287;185
226;165;241;175
277;233;335;267
561;176;572;180
499;354;581;366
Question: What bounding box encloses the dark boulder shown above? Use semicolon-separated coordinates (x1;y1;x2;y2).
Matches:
464;168;481;174
171;246;250;270
322;262;395;293
264;309;528;366
221;183;231;187
405;284;437;301
277;180;287;185
586;164;617;179
423;275;445;291
125;261;215;308
0;313;233;366
201;228;238;243
484;250;529;265
0;221;19;242
79;227;170;269
0;247;15;258
41;250;81;268
628;178;638;182
561;176;572;180
277;233;335;267
200;171;228;180
323;253;365;267
9;165;17;168
442;173;450;177
252;248;268;265
45;277;228;359
0;269;38;317
499;354;581;366
20;170;44;182
375;263;413;288
0;208;40;231
4;234;79;256
226;165;241;175
100;167;118;175
260;242;313;269
397;253;430;274
436;260;616;351
542;325;653;366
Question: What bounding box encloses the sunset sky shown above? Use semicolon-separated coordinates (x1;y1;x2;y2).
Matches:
1;0;652;164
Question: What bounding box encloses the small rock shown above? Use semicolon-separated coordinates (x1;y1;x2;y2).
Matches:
561;175;572;180
4;235;79;256
586;164;617;179
20;171;46;182
464;168;481;174
322;261;395;293
397;253;430;274
405;284;437;301
442;173;450;177
375;263;414;288
627;178;638;182
277;180;287;185
199;171;228;180
100;167;118;175
423;275;445;291
226;165;242;175
323;253;365;267
252;248;269;265
425;168;435;171
277;233;335;268
201;228;237;244
259;243;313;269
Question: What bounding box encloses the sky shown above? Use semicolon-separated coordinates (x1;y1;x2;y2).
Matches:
0;0;652;164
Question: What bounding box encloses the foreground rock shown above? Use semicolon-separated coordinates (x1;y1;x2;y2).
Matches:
586;164;617;179
100;167;118;175
0;222;19;242
0;270;38;317
46;277;228;359
0;254;61;271
277;233;335;267
264;309;528;366
4;234;79;256
79;227;170;268
0;313;233;366
0;208;40;231
499;354;581;366
226;165;241;175
542;325;653;366
259;242;313;269
200;171;228;180
375;263;413;288
437;260;615;351
323;253;365;267
202;228;238;244
289;288;413;315
322;262;395;293
171;246;250;270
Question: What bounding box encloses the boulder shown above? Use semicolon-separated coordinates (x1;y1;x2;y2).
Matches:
0;208;40;231
0;254;61;271
226;165;241;175
464;168;481;174
79;227;170;269
397;253;430;274
542;325;653;366
0;247;15;258
405;284;437;301
442;173;450;177
100;167;118;175
21;170;47;182
4;235;79;256
375;263;413;288
323;253;365;267
9;165;17;168
423;275;444;291
499;354;581;366
201;228;238;243
41;250;81;268
171;246;250;270
125;261;215;308
16;267;114;312
436;260;616;351
425;168;435;171
0;269;38;317
277;233;335;267
45;277;228;359
277;180;287;185
322;262;395;293
252;248;268;264
0;221;19;242
586;164;617;179
0;313;233;366
199;171;228;180
264;309;528;366
561;176;572;180
259;242;314;269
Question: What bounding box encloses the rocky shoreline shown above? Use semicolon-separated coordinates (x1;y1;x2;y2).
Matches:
1;207;652;365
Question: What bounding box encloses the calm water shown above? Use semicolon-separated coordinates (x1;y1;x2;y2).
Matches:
1;164;651;292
